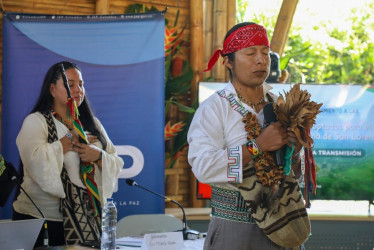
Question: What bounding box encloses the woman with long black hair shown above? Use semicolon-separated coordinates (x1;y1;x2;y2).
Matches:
12;61;123;247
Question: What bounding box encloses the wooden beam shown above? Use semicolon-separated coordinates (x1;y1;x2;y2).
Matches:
212;0;227;82
203;0;213;80
270;0;298;57
96;0;109;14
226;0;236;82
190;0;204;103
227;0;236;36
189;0;204;207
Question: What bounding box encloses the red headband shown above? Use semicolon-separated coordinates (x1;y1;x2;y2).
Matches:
204;24;270;72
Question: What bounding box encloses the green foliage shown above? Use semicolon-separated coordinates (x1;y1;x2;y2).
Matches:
236;0;248;23
165;61;194;100
126;4;196;168
238;0;374;84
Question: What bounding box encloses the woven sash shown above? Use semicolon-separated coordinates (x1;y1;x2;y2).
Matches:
211;186;255;223
43;111;101;246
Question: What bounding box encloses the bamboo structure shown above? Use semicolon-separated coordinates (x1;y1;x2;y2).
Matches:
203;0;237;84
211;0;227;82
96;0;109;14
227;0;236;38
189;0;203;103
189;0;205;208
270;0;299;57
203;0;213;79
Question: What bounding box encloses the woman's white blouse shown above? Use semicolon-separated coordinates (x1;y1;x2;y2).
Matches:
13;112;124;221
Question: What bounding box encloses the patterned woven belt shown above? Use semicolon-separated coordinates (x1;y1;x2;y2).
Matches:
211;186;255;223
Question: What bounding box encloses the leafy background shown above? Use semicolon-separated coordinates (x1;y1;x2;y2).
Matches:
238;0;374;84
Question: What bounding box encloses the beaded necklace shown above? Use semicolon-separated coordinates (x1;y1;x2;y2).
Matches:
51;110;74;130
237;92;266;110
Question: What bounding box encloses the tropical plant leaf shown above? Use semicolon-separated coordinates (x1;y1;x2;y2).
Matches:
280;44;311;70
166;100;196;113
165;65;193;97
164;99;171;118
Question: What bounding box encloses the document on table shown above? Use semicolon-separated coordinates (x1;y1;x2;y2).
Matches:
116;236;143;248
116;236;205;249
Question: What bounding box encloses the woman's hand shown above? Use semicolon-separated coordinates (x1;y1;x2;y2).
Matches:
71;141;102;163
60;135;73;154
85;132;98;144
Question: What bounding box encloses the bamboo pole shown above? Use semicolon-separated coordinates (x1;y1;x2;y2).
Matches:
190;0;203;103
226;0;236;82
227;0;236;32
212;0;227;82
189;0;205;208
96;0;109;15
203;0;213;80
270;0;299;57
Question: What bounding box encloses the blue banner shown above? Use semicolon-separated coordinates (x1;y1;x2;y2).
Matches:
1;12;165;219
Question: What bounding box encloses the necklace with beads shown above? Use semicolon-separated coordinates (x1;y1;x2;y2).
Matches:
51;109;74;130
237;92;266;110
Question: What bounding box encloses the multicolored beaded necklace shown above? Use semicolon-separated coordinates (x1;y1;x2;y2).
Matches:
51;109;73;130
237;92;266;110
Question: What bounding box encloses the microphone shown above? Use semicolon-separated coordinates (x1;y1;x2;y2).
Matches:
125;179;200;240
263;102;286;167
12;176;49;247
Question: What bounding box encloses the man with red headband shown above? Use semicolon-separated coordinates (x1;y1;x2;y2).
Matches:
187;22;304;249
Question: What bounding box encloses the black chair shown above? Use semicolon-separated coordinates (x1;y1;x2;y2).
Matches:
0;155;18;207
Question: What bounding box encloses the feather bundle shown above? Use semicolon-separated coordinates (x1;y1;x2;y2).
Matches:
274;84;322;148
273;84;322;207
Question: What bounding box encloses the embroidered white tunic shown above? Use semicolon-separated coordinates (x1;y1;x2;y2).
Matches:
13;112;124;221
187;82;276;191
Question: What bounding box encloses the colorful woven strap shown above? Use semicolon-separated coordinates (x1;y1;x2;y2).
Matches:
52;99;100;217
304;128;317;208
67;97;100;217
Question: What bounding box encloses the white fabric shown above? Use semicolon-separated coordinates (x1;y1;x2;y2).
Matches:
13;112;124;221
187;82;274;190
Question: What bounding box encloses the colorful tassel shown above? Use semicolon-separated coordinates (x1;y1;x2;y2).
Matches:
283;142;295;176
304;128;317;208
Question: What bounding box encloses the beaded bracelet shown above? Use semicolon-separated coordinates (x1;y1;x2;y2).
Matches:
245;139;262;159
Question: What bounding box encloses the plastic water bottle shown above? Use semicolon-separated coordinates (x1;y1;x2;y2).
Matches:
101;198;117;250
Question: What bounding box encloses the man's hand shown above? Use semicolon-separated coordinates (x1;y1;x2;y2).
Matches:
287;128;303;154
255;122;288;152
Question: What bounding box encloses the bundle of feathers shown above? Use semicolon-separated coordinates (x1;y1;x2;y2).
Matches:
274;83;323;205
273;84;322;148
243;112;284;187
242;84;323;209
